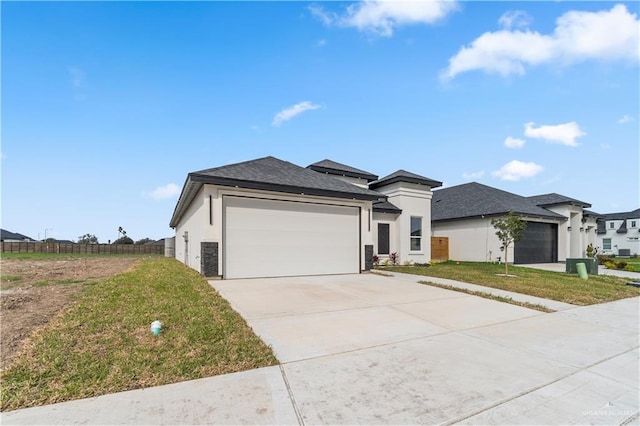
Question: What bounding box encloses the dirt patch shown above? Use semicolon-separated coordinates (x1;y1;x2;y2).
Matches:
1;257;139;366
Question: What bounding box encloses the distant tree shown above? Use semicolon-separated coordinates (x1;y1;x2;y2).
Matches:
491;211;527;276
135;238;153;245
112;236;134;245
77;233;99;244
117;227;127;239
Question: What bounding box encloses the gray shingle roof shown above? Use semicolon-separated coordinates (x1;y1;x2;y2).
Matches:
432;182;566;222
526;193;591;208
369;170;442;189
598;208;640;221
583;209;602;218
308;159;378;182
1;229;35;241
373;200;402;214
170;156;386;227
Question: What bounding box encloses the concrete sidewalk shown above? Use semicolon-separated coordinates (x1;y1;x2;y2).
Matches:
3;274;639;425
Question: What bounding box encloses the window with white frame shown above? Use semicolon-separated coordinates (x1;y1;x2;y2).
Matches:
631;220;637;228
603;238;611;250
410;216;422;251
609;222;615;229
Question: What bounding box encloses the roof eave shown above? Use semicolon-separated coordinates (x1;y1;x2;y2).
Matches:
432;211;566;223
169;177;202;228
370;176;443;189
373;207;402;214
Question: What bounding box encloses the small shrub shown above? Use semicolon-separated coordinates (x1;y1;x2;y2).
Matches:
597;255;614;265
390;252;400;266
604;261;616;269
403;260;413;266
372;255;379;266
624;264;635;272
616;261;628;269
382;258;391;267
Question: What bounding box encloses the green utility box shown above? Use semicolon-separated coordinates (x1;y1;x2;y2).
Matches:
566;258;599;275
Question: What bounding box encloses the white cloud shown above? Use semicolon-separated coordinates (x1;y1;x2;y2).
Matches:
317;39;327;47
504;136;526;149
272;101;321;127
442;4;639;80
600;143;611;149
618;114;635;124
147;183;180;200
524;121;585;147
498;10;532;30
309;4;334;26
462;170;485;179
492;160;543;181
310;1;458;37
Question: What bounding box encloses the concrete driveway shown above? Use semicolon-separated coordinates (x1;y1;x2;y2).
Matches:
212;273;639;425
3;273;639;425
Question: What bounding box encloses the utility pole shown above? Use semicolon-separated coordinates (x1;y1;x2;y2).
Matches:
44;228;53;253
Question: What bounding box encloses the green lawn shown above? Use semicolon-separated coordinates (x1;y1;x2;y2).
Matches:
0;258;278;412
382;262;639;305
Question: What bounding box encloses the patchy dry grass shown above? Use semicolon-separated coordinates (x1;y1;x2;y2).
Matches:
0;258;277;412
383;262;639;305
1;253;161;260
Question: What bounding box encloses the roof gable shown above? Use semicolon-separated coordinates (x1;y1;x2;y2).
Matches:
370;169;442;189
307;159;378;182
432;182;566;221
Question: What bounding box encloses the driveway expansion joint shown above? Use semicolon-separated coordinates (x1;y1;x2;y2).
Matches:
279;364;304;426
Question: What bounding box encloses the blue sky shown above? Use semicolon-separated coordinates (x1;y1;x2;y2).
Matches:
2;1;638;243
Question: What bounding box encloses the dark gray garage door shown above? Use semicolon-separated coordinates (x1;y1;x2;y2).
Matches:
514;222;558;264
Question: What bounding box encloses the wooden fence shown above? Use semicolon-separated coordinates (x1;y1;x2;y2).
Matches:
431;237;449;261
1;242;164;255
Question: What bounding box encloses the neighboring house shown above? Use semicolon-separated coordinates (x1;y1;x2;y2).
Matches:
431;182;598;264
596;208;640;256
1;229;36;242
170;156;441;279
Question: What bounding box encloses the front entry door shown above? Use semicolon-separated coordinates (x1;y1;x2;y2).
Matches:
378;223;390;255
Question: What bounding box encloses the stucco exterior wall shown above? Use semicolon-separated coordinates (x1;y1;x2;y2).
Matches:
544;205;598;260
174;186;208;272
432;218;507;263
375;182;433;264
597;217;640;256
176;184;374;275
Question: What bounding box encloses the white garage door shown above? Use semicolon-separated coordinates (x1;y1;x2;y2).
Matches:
224;196;360;279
